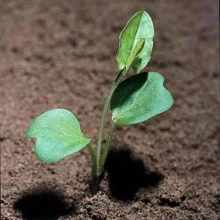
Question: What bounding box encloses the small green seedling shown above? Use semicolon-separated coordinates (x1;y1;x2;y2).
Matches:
26;11;174;194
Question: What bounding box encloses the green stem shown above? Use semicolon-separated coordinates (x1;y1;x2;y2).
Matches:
90;173;101;195
96;68;126;175
87;144;100;195
90;68;127;194
87;144;97;177
99;120;115;174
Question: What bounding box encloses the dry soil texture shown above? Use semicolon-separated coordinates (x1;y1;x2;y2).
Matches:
1;0;219;219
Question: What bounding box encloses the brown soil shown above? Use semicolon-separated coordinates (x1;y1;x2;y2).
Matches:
1;0;219;219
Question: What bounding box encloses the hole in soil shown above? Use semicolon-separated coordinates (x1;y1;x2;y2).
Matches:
105;149;163;201
13;188;75;220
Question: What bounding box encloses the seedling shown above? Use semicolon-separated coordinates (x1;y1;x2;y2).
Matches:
26;11;174;194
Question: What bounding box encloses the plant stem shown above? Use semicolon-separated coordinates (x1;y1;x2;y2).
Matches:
90;68;127;194
99;120;115;174
87;144;100;195
90;173;101;195
87;144;97;177
96;68;126;174
95;85;116;173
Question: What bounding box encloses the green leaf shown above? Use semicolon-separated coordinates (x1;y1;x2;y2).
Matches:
116;10;154;73
110;72;174;125
126;38;145;70
26;109;91;163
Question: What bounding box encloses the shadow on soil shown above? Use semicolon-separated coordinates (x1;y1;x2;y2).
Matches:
105;148;163;201
13;187;75;220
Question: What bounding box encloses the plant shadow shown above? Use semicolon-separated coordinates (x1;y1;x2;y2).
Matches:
105;148;163;201
13;187;75;220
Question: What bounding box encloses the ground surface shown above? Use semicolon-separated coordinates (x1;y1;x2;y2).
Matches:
0;0;219;219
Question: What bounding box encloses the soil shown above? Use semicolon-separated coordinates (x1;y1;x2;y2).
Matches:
0;0;219;219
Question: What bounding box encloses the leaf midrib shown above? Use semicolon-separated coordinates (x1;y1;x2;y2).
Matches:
125;11;144;68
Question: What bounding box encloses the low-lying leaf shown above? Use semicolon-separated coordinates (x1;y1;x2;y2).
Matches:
26;109;91;163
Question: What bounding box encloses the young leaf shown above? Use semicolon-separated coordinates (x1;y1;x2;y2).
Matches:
116;10;154;73
26;109;91;163
126;38;145;70
110;72;174;125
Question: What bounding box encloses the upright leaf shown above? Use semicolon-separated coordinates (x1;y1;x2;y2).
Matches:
116;10;154;73
126;38;145;69
26;109;91;163
110;72;174;125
